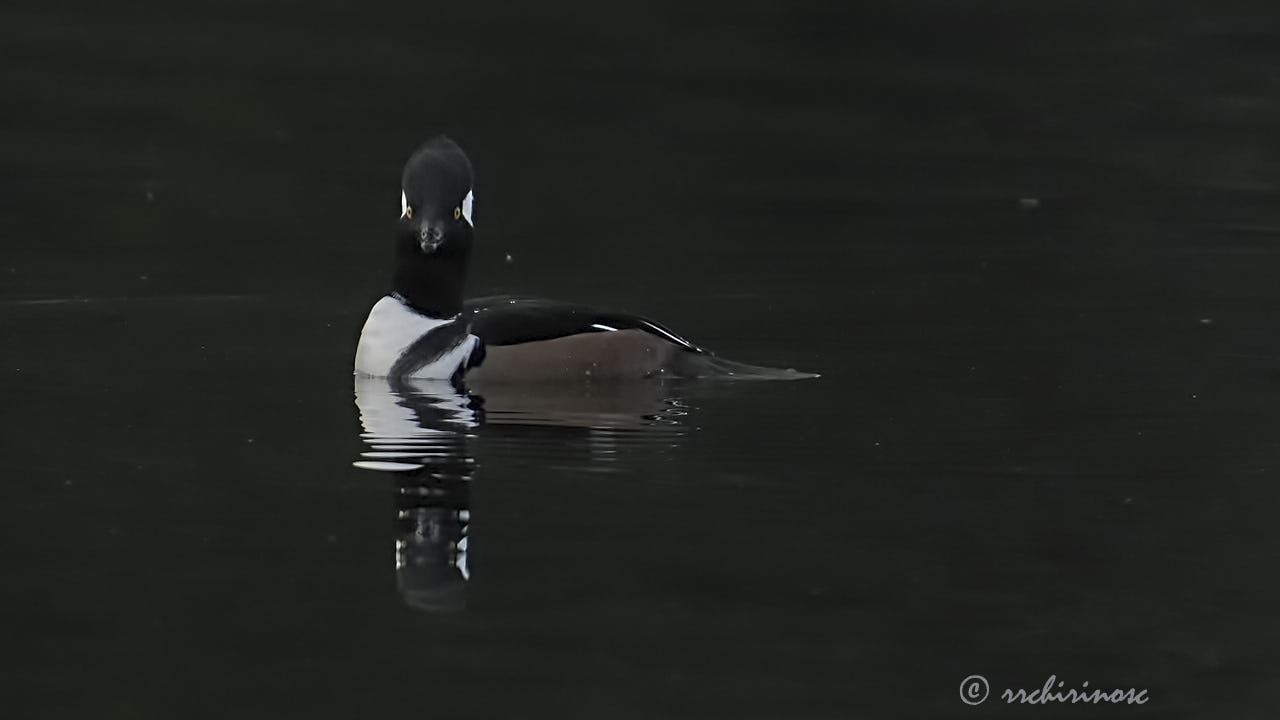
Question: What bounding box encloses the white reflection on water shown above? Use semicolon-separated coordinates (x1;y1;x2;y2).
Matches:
354;377;477;472
352;376;692;612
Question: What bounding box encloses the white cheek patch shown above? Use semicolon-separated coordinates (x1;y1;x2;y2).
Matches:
461;190;474;226
400;190;408;218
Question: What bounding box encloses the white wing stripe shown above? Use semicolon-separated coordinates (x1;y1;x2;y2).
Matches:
642;321;696;350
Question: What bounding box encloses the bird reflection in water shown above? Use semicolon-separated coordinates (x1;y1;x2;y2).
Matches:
354;376;477;612
353;375;689;612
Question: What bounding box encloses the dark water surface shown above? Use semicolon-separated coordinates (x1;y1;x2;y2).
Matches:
5;2;1280;718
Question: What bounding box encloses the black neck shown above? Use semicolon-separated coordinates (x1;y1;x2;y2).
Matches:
391;233;471;318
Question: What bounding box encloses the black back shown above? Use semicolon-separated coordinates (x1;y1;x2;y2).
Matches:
464;295;706;352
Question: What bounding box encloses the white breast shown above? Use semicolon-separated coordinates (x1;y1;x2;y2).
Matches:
354;296;477;379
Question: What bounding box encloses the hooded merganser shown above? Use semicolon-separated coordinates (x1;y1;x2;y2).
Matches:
354;136;816;384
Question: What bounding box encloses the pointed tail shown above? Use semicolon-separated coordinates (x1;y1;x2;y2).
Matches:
680;352;820;381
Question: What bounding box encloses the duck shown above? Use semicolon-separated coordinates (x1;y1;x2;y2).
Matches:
354;135;816;384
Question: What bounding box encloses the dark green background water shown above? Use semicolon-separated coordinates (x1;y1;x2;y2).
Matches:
4;2;1280;717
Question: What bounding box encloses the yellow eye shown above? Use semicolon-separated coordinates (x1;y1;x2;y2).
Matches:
406;207;413;219
453;207;461;220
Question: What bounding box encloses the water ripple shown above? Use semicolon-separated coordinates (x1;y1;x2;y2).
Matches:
352;376;693;611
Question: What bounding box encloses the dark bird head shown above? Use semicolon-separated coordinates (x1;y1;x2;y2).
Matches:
393;136;476;318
